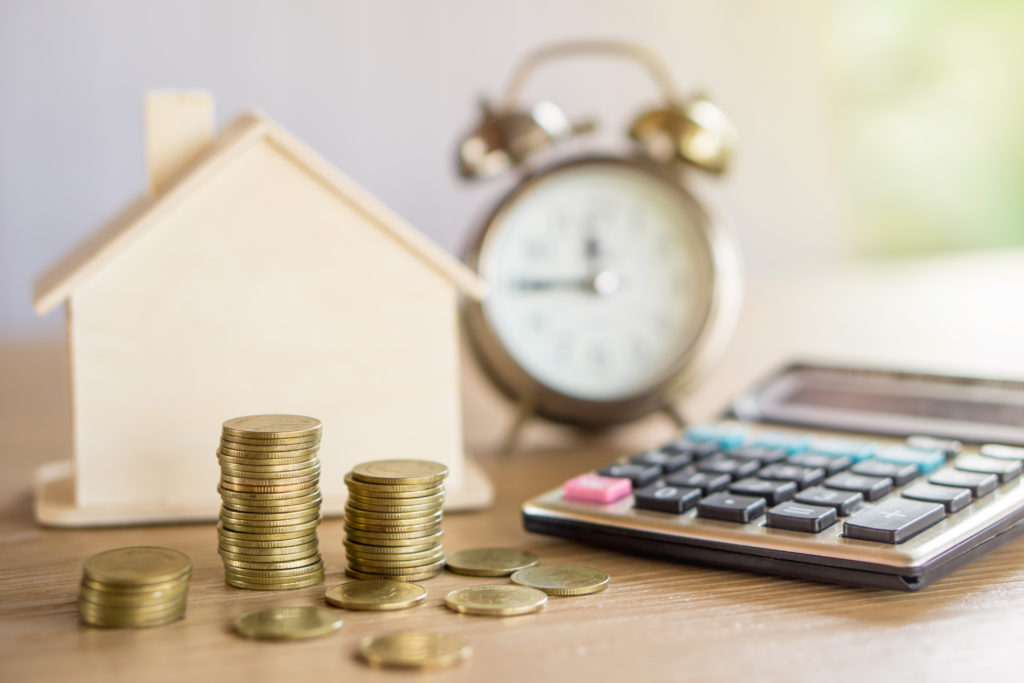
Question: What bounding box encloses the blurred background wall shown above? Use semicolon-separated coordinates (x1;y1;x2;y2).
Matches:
1;0;1021;342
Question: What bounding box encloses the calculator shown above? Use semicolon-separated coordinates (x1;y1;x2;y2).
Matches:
522;363;1024;590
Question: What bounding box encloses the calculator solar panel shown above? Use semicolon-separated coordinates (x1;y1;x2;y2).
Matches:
522;364;1024;590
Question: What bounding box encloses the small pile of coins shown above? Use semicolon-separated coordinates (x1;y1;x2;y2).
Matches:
78;546;191;628
217;414;325;590
344;459;448;581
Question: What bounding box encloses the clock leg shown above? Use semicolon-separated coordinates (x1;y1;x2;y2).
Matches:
662;403;687;430
499;396;536;454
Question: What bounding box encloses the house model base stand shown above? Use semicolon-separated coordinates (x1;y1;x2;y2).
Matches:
32;91;493;526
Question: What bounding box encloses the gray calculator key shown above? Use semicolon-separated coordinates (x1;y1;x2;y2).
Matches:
725;446;788;466
851;460;919;486
664;469;731;495
906;435;963;457
956;455;1023;483
844;498;945;543
756;463;825;489
901;483;972;513
697;492;766;523
824;472;893;501
794;486;864;516
633;484;702;514
928;469;998;498
598;463;661;488
630;450;693;473
786;452;852;475
979;444;1024;461
766;501;837;533
662;439;720;459
728;478;798;505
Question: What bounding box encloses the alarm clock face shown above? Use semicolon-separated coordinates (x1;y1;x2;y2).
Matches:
466;158;737;424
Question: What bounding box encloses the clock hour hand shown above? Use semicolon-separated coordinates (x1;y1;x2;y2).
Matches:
508;270;621;295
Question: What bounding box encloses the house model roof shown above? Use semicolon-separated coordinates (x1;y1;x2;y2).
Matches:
34;111;485;314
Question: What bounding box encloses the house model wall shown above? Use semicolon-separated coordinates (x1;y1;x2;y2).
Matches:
32;92;492;526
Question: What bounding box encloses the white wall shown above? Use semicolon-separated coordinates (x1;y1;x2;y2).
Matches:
0;0;840;340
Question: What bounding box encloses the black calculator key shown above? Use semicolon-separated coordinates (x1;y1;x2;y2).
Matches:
901;483;972;513
662;439;720;459
928;469;998;498
824;472;893;501
956;455;1023;483
907;435;962;457
697;492;766;523
729;478;797;505
664;469;731;495
851;460;919;486
695;455;760;480
766;501;837;533
725;446;788;466
597;463;661;488
633;484;702;514
630;450;692;473
843;498;945;544
794;486;864;516
756;463;825;490
786;452;852;475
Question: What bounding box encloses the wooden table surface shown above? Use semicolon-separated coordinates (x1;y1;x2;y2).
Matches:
4;252;1024;682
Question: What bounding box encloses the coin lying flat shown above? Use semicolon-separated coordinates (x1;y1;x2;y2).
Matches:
510;565;610;596
445;548;540;577
84;547;192;586
233;606;342;640
324;580;427;611
359;631;471;670
444;584;547;616
351;460;449;486
222;415;322;439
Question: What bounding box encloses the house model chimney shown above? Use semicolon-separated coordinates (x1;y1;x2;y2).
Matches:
143;90;215;194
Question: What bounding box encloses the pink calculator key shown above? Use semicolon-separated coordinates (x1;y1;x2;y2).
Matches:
563;473;632;504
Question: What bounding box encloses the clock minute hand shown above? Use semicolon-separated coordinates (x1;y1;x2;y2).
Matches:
508;270;622;295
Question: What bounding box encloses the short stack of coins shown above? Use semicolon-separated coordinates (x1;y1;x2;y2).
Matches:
344;460;449;581
217;414;325;590
78;546;191;628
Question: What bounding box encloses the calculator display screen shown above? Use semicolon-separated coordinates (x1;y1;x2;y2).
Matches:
733;364;1024;445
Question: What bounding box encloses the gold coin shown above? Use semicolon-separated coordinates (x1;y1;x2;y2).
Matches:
79;575;188;594
78;584;187;608
221;498;322;516
345;551;445;569
233;606;341;640
221;432;321;446
219;544;319;562
225;572;324;591
345;566;442;582
344;539;444;558
78;594;186;617
344;526;442;542
347;557;446;573
83;547;192;587
358;631;470;670
444;584;547;616
78;600;186;628
217;523;318;543
217;485;319;501
219;509;321;526
510;565;610;596
350;460;449;486
345;502;443;518
222;415;322;439
344;519;442;534
217;445;320;460
220;517;321;535
324;580;427;611
218;455;320;471
344;473;445;496
219;480;320;495
221;554;322;571
224;558;323;578
445;548;540;577
344;507;443;522
216;531;317;549
219;470;320;486
218;462;321;478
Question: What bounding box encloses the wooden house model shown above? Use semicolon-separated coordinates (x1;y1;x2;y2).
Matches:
33;92;492;526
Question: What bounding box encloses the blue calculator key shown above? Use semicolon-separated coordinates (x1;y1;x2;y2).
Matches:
756;463;825;490
661;439;720;459
697;492;766;523
851;460;919;486
633;483;702;514
685;424;746;449
695;455;760;480
794;486;864;516
928;469;998;498
901;483;972;513
906;435;963;457
750;431;811;454
630;450;693;473
955;455;1023;483
876;445;945;474
766;501;837;533
729;478;797;505
810;438;877;462
664;468;731;495
724;446;788;466
824;472;893;501
786;452;852;475
597;463;661;488
844;498;945;544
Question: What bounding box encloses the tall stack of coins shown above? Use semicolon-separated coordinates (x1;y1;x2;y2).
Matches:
217;414;325;590
78;546;191;628
344;460;448;581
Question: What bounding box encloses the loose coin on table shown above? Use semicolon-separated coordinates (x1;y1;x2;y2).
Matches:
359;631;471;670
233;606;343;640
444;584;547;616
510;565;611;596
445;547;540;577
324;580;427;611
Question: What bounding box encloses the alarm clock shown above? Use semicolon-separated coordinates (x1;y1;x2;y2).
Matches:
458;40;742;428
